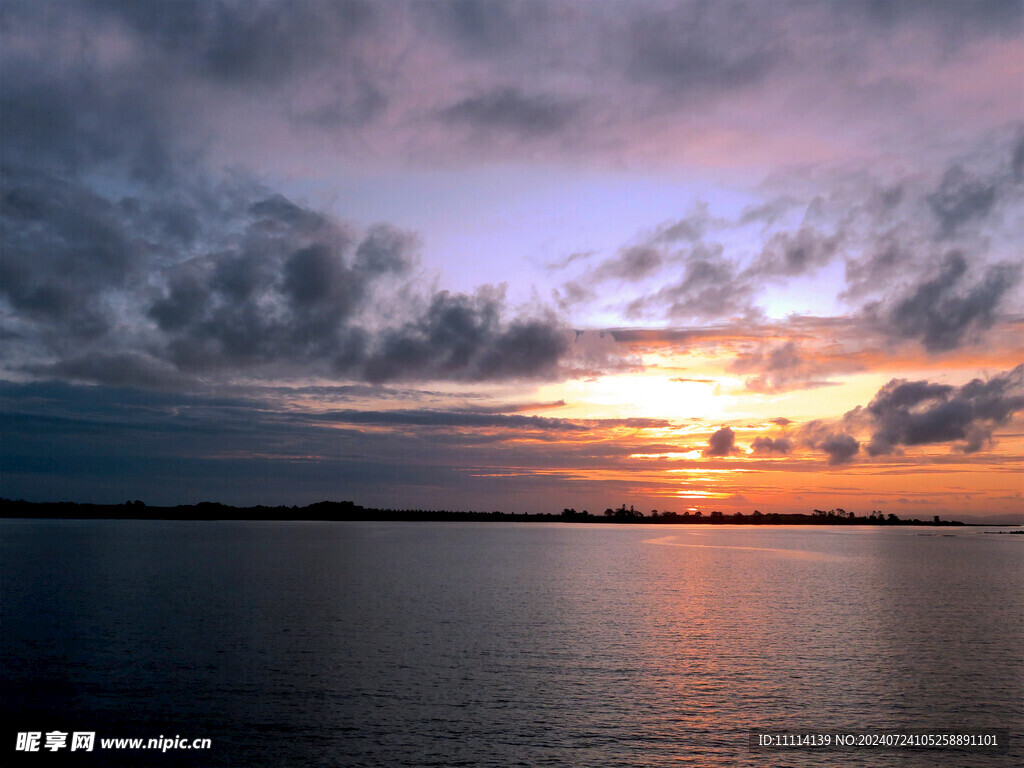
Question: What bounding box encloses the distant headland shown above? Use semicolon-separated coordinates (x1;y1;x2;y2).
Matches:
0;499;970;526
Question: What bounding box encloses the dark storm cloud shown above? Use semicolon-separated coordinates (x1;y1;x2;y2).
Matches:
0;170;139;339
868;252;1021;352
750;436;792;455
857;365;1024;455
145;196;569;382
363;290;568;383
702;426;736;457
0;159;573;384
440;88;579;137
146;195;379;371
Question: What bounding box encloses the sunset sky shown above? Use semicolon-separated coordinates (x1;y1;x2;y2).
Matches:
2;0;1022;521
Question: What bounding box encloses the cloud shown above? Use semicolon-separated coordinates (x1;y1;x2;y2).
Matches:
145;192;398;372
550;130;1020;334
0;55;178;182
748;227;842;278
26;353;195;391
750;436;792;455
318;409;586;431
555;201;752;321
1013;129;1024;183
421;0;545;55
552;280;597;311
702;426;737;457
867;252;1021;352
844;0;1024;34
592;246;665;282
800;420;860;465
439;88;579;137
927;165;999;235
585;132;1023;336
0;170;138;338
820;434;860;465
4;0;1022;178
656;203;717;243
625;3;784;95
2;2;1021;381
729;341;846;393
0;167;579;385
362;288;569;383
638;243;755;322
97;0;378;86
0;378;675;507
842;229;910;302
858;365;1024;455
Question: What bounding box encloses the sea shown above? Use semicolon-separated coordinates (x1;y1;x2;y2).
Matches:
2;520;1021;767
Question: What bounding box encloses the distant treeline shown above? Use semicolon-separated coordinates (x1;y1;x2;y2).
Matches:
0;498;966;526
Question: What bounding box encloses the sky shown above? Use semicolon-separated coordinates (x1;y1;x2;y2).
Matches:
1;0;1022;522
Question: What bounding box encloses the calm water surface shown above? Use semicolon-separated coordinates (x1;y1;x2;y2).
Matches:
2;521;1022;766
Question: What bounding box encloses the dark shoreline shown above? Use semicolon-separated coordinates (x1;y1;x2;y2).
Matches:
0;498;992;526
